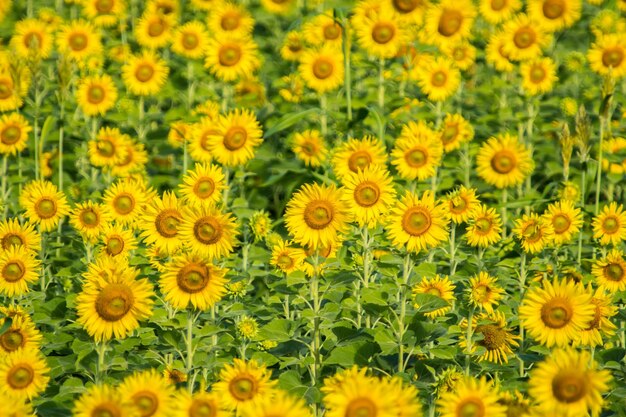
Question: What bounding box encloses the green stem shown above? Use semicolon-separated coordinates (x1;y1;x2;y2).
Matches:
518;252;527;377
1;155;7;217
577;169;586;266
310;252;321;383
501;188;508;239
464;307;475;376
360;227;372;328
397;253;412;373
320;94;328;137
377;57;385;141
185;309;195;393
595;116;606;217
138;96;146;141
463;142;471;187
96;340;107;385
342;19;352;124
449;224;456;276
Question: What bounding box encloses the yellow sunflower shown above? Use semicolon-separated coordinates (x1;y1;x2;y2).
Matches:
527;0;581;32
574;286;617;348
465;204;502;248
56;20;102;61
139;191;183;255
188;117;218;163
588;34;626;79
76;74;118;117
444;186;480;224
213;359;277;410
476;133;534;189
437;377;506;417
353;6;409;59
0;219;41;254
11;19;55;59
592;249;626;293
171;21;210;59
528;348;611;417
513;213;554;253
521;57;558;96
204;36;261;82
416;56;461;102
541;200;583;245
519;279;594;347
479;0;522;25
208;2;255;38
122;50;169;96
423;0;476;47
76;260;154;341
0;395;32;417
299;45;345;94
82;0;126;27
467;272;504;313
240;389;313;417
260;0;296;15
593;202;626;246
88;127;130;168
110;140;149;178
179;163;226;208
386;190;450;253
332;136;387;181
119;369;174;417
73;384;134;417
0;309;42;355
147;0;180;19
391;121;442;180
284;183;351;250
98;223;138;260
324;374;399;417
0;246;40;297
501;14;551;61
103;179;147;226
460;311;519;364
602;137;626;174
21;180;70;232
0;349;49;401
172;391;230;417
486;32;515;72
412;274;455;318
179;205;239;260
135;12;174;49
70;201;111;244
280;31;306;62
0;112;32;156
441;40;476;71
386;0;429;25
270;240;307;275
0;72;27;113
342;165;396;228
206;109;263;167
291;129;328;167
304;13;343;48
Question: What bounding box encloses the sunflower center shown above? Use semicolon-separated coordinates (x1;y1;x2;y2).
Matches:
0;330;24;352
288;40;302;53
312;58;334;80
475;218;492;234
543;0;565;19
348;150;372;172
490;150;516;174
92;403;123;417
513;28;536;49
35;198;57;219
405;147;428;168
1;126;21;145
0;81;12;99
95;283;134;321
441;124;459;144
132;390;159;417
393;0;420;13
194;178;216;199
602;48;624;68
177;264;210;293
223;127;247;151
24;32;43;50
476;324;506;350
7;364;34;389
2;233;24;249
438;9;463;37
69;33;88;51
80;209;100;227
277;254;294;269
190;399;216;417
87;85;105;104
431;70;448;87
605;263;624;281
113;194;135;215
602;216;619;233
472;284;490;301
540;298;573;329
182;32;199;50
402;207;432;236
135;64;155;82
304;200;334;230
106;236;124;256
372;23;395;44
490;0;506;11
521;221;542;242
148;20;166;37
345;397;377;417
221;12;241;31
218;45;242;67
155;209;181;238
96;0;115;13
324;24;341;40
354;181;380;207
228;376;257;401
552;372;587;403
97;140;115;157
301;141;317;155
456;398;485;417
552;214;570;234
194;217;223;245
529;65;546;83
426;287;442;296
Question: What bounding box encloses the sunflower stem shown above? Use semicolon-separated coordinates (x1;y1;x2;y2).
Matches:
397;252;412;373
594;115;606;217
185;309;196;393
1;155;7;217
359;226;373;328
463;141;471;187
310;251;321;384
320;94;328;137
223;168;230;208
464;306;475;376
501;188;508;239
577;169;586;266
342;17;352;124
377;57;385;142
449;224;456;276
518;252;527;378
138;96;146;142
95;340;107;385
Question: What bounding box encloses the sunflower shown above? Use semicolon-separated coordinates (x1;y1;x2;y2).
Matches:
592;249;626;293
82;0;126;27
444;186;480;224
21;180;70;232
521;57;558;96
56;20;102;61
324;374;399;417
467;272;504;313
412;275;455;318
513;213;554;253
574;286;617;348
179;164;226;208
122;50;169;96
593;202;626;246
77;75;118;117
240;389;312;417
104;179;147;226
205;36;261;82
386;0;429;25
299;45;345;94
588;34;626;78
213;359;277;410
527;0;581;32
73;384;135;417
519;279;594;347
284;183;350;250
172;390;230;417
387;191;450;253
602;137;626;174
423;0;476;47
332;136;387;181
291;129;328;167
76;260;154;341
280;31;306;62
160;253;228;311
437;377;506;417
0;219;40;254
88;127;130;168
171;21;209;59
303;13;343;48
0;113;31;156
391;121;442;180
0;396;32;417
528;348;611;417
342;166;396;229
179;205;238;260
209;2;255;38
206;109;263;167
99;223;138;259
167;121;190;149
0;309;42;355
541;200;583;246
0;349;49;401
501;14;551;61
11;19;54;59
110;140;149;178
416;57;461;102
460;311;519;364
486;32;515;72
135;12;173;49
188;118;217;163
321;366;372;396
119;369;174;417
139;191;183;255
476;134;534;189
465;204;502;248
353;7;408;59
70;201;111;244
479;0;521;24
270;240;307;275
260;0;296;15
147;0;180;19
0;73;25;113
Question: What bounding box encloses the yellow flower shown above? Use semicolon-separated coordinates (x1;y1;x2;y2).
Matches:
588;34;626;79
592;249;626;293
592;202;626;246
171;21;210;59
423;0;476;47
0;112;32;156
304;13;343;48
521;57;558;96
139;191;183;255
188;118;217;163
82;0;126;27
76;74;118;117
208;2;255;38
88;127;130;168
0;349;49;401
172;391;230;417
270;240;307;275
465;204;502;248
212;359;277;410
479;0;521;24
98;223;138;260
342;165;397;228
386;0;429;25
0;308;42;355
324;374;400;417
416;56;461;102
441;41;476;71
261;0;296;15
527;0;581;32
353;6;409;59
250;210;272;241
119;369;175;417
460;311;519;364
299;45;345;94
541;200;583;245
73;384;134;417
292;129;328;167
391;121;442;180
412;274;455;318
437;377;506;417
20;180;70;232
240;389;313;417
332;136;387;181
280;31;306;62
180;205;239;261
135;12;174;49
205;36;261;82
110;140;149;178
180;163;226;207
56;20;103;61
11;19;55;59
207;109;263;167
69;201;111;244
237;316;259;339
122;50;169;96
486;32;515;72
0;246;40;297
476;133;534;189
602;137;626;174
467;272;504;313
501;14;551;61
0;218;41;254
574;285;618;348
513;213;554;253
103;178;147;226
444;186;480;224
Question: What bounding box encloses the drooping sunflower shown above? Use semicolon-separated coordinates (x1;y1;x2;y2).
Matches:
270;240;307;275
412;275;456;318
0;309;42;355
205;36;261;82
485;32;515;73
0;112;32;156
73;384;135;417
501;14;551;61
172;390;229;417
332;136;387;181
139;191;183;255
527;0;581;32
304;13;343;48
476;133;534;189
70;201;111;244
574;285;618;348
0;349;49;401
122;50;169;96
179;205;239;260
103;179;147;226
441;41;476;71
11;18;55;59
465;204;503;248
76;74;118;117
387;191;450;253
588;34;626;79
209;2;255;38
206;109;263;167
592;249;626;293
460;311;519;364
81;0;127;27
213;359;277;410
280;31;306;62
521;57;558;96
179;163;226;208
592;202;626;246
76;260;154;341
416;56;461;102
88;127;130;168
478;0;522;24
299;45;345;94
541;200;583;246
0;72;27;113
110;140;149;178
513;213;554;254
528;348;611;417
423;0;476;47
437;377;507;417
291;129;328;167
119;369;174;417
160;252;228;311
284;183;351;250
342;166;397;229
353;6;408;59
519;279;594;347
98;223;138;259
324;374;399;417
467;272;504;313
135;12;173;49
444;186;480;224
171;21;210;59
56;20;103;61
0;219;40;254
20;180;70;232
188;117;217;163
391;121;442;180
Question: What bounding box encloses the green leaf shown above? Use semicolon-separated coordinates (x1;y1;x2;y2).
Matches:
264;109;319;138
412;293;449;313
259;319;295;342
324;340;379;366
0;317;12;336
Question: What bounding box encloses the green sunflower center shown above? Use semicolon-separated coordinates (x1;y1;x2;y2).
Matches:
605;263;624;281
476;324;506;350
92;403;122;417
522;221;542;242
543;0;565;20
80;209;100;227
177;264;210;293
218;45;242;67
1;125;21;145
304;200;334;229
155;209;181;238
540;298;572;329
194;178;216;199
0;81;12;99
449;196;467;214
456;398;485;417
372;23;395;44
7;364;34;389
513;28;536;49
552;372;587;403
223;126;248;151
95;283;134;321
441;124;459;144
354;181;380;207
96;0;115;13
2;233;24;249
148;20;166;37
393;0;420;13
406;147;428;167
602;48;624;68
97;139;115;157
529;65;546;83
24;32;43;50
113;194;135;215
602;216;619;233
490;0;506;11
69;33;88;51
438;9;463;37
324;24;341;40
276;253;294;269
190;399;216;417
402;207;432;236
552;214;570;234
132;390;159;417
475;218;492;234
431;71;448;87
312;58;334;80
472;284;490;301
0;329;24;352
221;13;241;31
348;150;372;172
194;217;223;245
88;85;105;104
346;397;377;417
106;236;124;256
182;32;199;50
135;64;155;82
35;198;57;219
228;376;257;401
490;150;516;174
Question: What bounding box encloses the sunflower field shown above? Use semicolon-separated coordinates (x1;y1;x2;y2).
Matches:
2;0;626;416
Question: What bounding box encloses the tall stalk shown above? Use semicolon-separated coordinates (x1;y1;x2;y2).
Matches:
518;252;527;377
464;307;475;376
309;252;322;383
342;18;352;124
320;94;328;137
397;253;412;373
95;340;107;385
185;309;196;393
